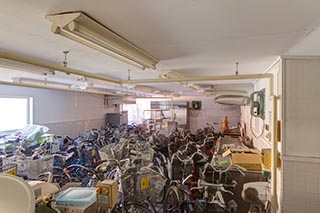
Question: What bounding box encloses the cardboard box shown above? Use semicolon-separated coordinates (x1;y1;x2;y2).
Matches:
223;148;262;171
222;147;260;158
230;152;262;171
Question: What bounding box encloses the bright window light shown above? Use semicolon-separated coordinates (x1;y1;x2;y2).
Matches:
0;97;33;132
123;104;137;124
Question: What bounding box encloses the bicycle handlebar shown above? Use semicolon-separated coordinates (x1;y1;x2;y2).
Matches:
203;158;246;177
171;151;206;163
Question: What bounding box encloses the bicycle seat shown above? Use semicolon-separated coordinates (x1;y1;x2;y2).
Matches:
242;181;270;204
242;187;265;208
242;182;270;211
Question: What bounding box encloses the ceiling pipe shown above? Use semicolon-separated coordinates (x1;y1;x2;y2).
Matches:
121;73;273;84
0;51;121;86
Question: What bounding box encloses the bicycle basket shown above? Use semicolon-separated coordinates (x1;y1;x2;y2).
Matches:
26;156;54;179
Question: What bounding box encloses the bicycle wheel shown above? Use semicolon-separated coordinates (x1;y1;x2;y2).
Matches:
163;185;182;213
144;199;157;213
125;202;151;213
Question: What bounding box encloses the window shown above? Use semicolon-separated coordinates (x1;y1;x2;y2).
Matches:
0;97;33;132
122;98;172;124
122;99;152;124
122;104;138;124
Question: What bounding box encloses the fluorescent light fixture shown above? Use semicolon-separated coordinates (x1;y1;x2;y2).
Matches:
46;12;159;70
133;85;154;93
159;71;189;87
12;77;71;89
70;82;93;90
170;93;181;97
0;51;121;85
190;84;214;90
86;87;114;95
159;71;184;79
70;84;86;90
0;58;55;75
154;90;171;96
10;77;116;95
77;76;120;87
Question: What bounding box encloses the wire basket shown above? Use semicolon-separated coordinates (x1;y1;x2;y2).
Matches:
121;169;166;202
140;171;166;198
2;155;54;179
26;156;54;179
135;150;154;165
2;155;27;177
0;163;17;176
100;143;120;158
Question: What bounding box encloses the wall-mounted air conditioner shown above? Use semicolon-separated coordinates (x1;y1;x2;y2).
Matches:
213;91;250;106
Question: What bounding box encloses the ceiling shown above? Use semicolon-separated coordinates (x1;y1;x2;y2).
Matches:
1;0;320;96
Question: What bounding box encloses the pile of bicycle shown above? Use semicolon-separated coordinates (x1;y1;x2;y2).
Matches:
0;123;269;212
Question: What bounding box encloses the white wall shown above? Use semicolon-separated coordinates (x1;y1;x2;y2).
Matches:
0;84;109;137
282;157;320;212
240;60;282;212
240;60;282;150
281;58;320;213
173;96;241;133
283;58;320;157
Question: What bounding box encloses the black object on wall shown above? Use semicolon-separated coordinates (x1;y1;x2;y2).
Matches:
105;112;128;127
105;113;121;127
191;101;202;110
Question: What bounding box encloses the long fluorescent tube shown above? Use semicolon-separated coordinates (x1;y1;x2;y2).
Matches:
9;77;116;95
0;58;55;75
46;12;159;70
12;77;71;89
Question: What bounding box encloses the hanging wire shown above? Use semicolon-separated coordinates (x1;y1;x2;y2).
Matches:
250;115;265;138
63;51;69;67
126;69;131;95
235;62;239;75
127;69;131;81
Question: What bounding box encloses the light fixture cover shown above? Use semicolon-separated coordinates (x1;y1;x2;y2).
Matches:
46;12;159;70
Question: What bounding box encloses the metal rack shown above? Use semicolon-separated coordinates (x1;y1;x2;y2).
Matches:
143;109;170;131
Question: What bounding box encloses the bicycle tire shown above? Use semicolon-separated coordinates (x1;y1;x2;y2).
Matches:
163;185;182;213
144;199;157;213
125;202;151;213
